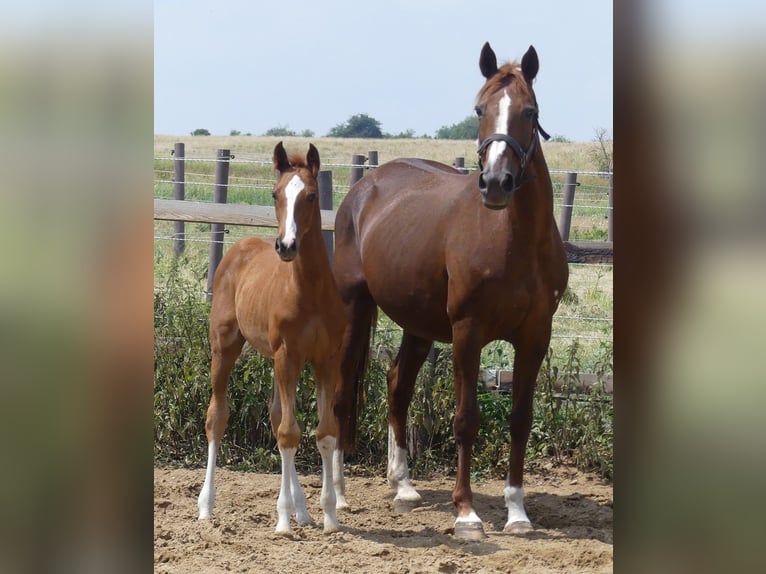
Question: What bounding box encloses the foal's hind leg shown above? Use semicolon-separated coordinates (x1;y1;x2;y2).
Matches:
387;332;432;510
198;317;245;519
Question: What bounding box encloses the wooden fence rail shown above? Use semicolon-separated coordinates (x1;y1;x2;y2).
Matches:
155;146;613;297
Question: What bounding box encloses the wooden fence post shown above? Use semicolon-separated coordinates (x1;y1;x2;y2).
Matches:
318;170;334;266
173;142;185;257
608;172;614;242
206;149;231;301
454;157;467;174
558;171;578;241
368;150;378;169
350;154;366;190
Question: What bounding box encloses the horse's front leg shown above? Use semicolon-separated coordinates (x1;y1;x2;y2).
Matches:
504;336;549;534
272;347;313;534
387;332;432;510
450;319;485;540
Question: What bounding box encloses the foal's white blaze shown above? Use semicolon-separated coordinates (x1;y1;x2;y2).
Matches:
387;425;422;503
504;483;531;527
197;440;218;519
485;89;512;172
281;174;304;247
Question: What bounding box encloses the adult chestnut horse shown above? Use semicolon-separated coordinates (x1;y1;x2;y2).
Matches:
198;143;346;535
332;43;568;539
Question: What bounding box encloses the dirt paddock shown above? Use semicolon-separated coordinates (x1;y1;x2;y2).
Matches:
154;465;612;573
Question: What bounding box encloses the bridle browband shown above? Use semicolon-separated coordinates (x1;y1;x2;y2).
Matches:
477;117;551;189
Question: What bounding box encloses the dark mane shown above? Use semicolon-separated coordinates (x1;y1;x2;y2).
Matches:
476;61;533;103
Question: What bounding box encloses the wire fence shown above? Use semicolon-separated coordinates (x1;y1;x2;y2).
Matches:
153;146;612;371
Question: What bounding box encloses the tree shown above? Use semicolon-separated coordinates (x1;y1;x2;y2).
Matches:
264;124;297;137
230;129;241;136
191;128;211;136
435;116;479;140
327;113;383;138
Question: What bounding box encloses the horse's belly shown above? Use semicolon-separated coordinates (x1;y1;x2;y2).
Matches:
368;283;453;342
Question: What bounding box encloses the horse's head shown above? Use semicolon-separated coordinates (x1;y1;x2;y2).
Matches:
475;43;549;209
272;142;321;262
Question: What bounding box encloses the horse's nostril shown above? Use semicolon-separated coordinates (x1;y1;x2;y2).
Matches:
501;172;515;193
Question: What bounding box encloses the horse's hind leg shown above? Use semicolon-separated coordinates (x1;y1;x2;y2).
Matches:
332;288;376;510
387;331;432;510
197;314;245;519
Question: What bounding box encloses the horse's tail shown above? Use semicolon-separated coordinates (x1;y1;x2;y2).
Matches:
343;305;377;453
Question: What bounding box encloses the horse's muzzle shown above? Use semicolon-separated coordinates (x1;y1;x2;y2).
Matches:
479;169;514;209
275;237;298;262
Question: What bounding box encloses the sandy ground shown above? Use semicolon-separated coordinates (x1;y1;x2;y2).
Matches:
154;465;612;573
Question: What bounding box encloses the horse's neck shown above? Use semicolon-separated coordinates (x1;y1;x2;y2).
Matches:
508;152;555;237
290;224;334;292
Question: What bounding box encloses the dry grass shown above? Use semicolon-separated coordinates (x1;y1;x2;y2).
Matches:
154;135;608;172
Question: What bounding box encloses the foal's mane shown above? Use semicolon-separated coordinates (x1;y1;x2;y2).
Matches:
286;153;311;171
476;61;533;103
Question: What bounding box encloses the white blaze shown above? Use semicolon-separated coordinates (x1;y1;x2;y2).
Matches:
281;174;304;245
485;89;512;172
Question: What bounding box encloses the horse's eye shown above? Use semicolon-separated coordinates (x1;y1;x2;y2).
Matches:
271;192;277;200
474;106;483;118
524;108;537;120
307;193;317;203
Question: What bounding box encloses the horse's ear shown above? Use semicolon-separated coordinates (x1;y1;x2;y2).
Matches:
273;141;290;174
306;143;320;178
521;45;539;84
479;42;498;79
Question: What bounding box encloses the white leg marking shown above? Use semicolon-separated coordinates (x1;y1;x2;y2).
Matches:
455;510;482;524
504;483;531;528
280;174;303;246
333;448;348;510
485;90;512;172
386;425;422;503
317;436;339;532
276;447;298;533
288;456;313;527
197;440;217;519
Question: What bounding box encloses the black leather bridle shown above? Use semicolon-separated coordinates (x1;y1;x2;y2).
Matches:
477;117;550;190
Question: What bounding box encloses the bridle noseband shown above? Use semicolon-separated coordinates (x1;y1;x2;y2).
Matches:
477;117;550;190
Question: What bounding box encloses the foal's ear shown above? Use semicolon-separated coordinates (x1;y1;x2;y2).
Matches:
521;45;539;84
479;42;498;79
306;143;320;178
273;141;291;174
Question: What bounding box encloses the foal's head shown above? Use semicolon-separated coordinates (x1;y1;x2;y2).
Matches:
272;142;321;262
475;43;547;209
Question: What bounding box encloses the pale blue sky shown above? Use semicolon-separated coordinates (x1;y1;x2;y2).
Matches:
154;0;612;142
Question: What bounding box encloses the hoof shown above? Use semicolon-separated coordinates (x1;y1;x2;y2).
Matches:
393;498;421;513
198;511;211;520
323;523;340;534
453;521;487;541
335;496;350;511
503;520;533;534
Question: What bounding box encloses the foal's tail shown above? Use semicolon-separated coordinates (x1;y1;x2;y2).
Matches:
343;306;378;453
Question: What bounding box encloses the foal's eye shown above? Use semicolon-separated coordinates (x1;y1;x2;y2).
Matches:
271;192;277;200
524;108;537;120
307;193;317;203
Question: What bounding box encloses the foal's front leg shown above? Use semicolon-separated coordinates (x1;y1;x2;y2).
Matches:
271;347;313;534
